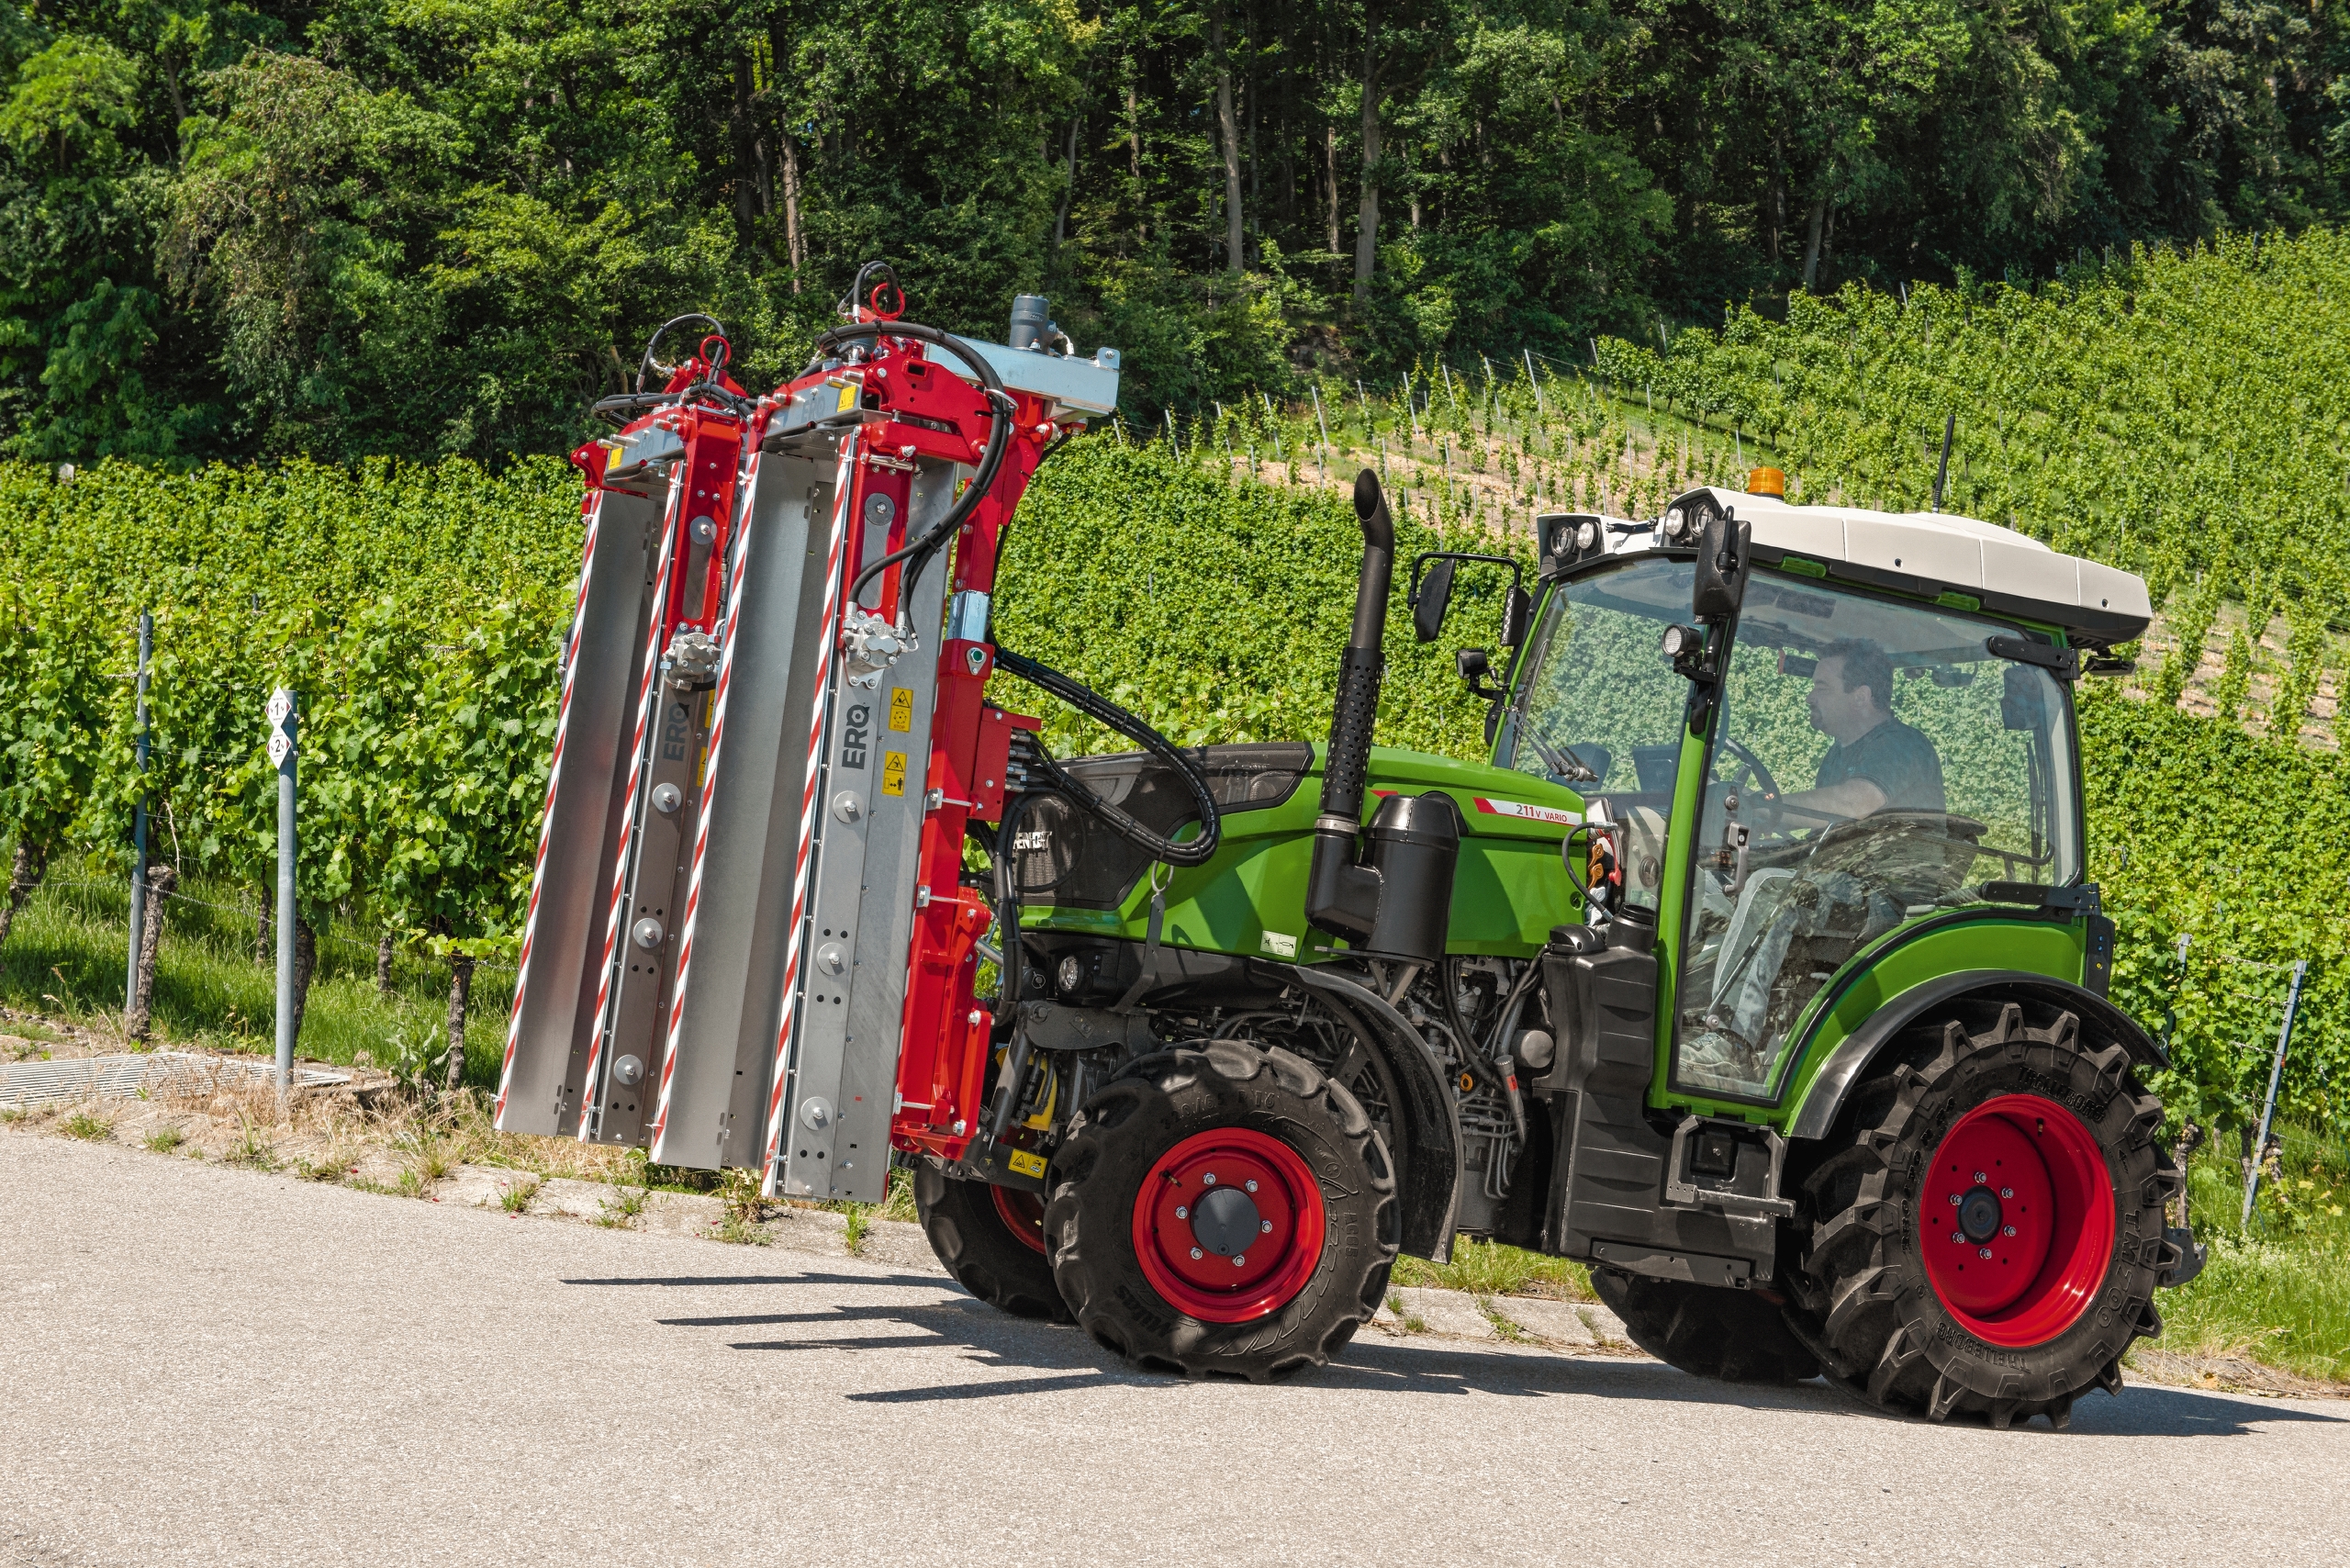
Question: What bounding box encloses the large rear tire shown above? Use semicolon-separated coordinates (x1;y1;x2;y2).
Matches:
1045;1040;1398;1382
914;1163;1070;1322
1792;999;2177;1429
1592;1271;1820;1383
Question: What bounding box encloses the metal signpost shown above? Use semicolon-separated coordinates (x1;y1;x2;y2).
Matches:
2242;957;2308;1227
124;612;152;1014
268;689;297;1094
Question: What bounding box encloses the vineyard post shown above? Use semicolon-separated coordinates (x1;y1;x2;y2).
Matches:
123;611;151;1015
2241;957;2307;1227
1310;383;1331;479
1525;349;1544;413
268;688;298;1093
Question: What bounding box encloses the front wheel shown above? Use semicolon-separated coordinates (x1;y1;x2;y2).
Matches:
1794;1000;2177;1429
914;1163;1070;1322
1045;1041;1398;1382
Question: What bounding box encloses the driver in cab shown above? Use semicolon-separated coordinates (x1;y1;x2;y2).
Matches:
1762;638;1946;826
1685;637;1946;1091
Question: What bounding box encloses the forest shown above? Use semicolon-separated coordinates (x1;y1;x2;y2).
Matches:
5;0;2347;465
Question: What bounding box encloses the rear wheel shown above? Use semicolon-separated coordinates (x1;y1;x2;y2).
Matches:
914;1163;1069;1322
1592;1271;1820;1383
1793;1000;2177;1429
1045;1040;1398;1382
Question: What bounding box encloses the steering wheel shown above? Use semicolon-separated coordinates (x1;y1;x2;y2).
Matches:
1716;737;1783;803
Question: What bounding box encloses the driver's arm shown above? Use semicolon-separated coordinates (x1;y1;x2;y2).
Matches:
1761;776;1886;828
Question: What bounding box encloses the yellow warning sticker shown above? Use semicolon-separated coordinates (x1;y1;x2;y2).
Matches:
880;750;907;796
889;687;913;732
1006;1148;1046;1179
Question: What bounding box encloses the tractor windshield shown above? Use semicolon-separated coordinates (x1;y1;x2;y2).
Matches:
1673;571;2083;1101
1501;555;1695;914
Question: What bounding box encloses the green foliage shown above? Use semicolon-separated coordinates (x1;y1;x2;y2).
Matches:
997;440;1519;761
4;0;2347;457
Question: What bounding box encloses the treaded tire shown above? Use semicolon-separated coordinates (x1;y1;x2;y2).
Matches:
914;1163;1071;1322
1791;999;2178;1430
1044;1040;1398;1383
1592;1271;1821;1383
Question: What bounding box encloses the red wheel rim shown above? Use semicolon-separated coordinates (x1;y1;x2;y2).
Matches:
1131;1127;1326;1324
1917;1092;2115;1347
992;1184;1048;1256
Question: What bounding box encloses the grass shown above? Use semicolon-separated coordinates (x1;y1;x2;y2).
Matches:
0;871;514;1083
58;1110;111;1141
143;1126;185;1153
2141;1124;2350;1385
1392;1237;1596;1302
498;1175;542;1213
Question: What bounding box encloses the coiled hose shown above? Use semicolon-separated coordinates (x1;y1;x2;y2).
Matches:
992;646;1222;869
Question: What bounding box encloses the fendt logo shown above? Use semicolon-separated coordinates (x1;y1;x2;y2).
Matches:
841;703;869;768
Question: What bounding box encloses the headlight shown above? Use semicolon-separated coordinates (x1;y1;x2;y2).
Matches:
1575;520;1597;551
1057;955;1085;994
1661;624;1698;659
1662;506;1686;540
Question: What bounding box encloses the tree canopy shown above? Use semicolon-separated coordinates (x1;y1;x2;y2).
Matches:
3;0;2342;463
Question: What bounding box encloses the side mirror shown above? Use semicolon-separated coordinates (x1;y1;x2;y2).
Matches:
1414;557;1457;644
1692;512;1751;624
1500;585;1531;649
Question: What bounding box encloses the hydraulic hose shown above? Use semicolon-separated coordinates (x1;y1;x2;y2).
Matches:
814;319;1017;610
993;645;1222;868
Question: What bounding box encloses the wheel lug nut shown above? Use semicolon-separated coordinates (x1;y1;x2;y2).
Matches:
1245;1179;1258;1193
1203;1172;1217;1185
1233;1254;1247;1268
1978;1247;1993;1260
1951;1230;1965;1244
2003;1225;2016;1238
1174;1205;1188;1219
1974;1171;1987;1183
2000;1187;2013;1199
1260;1219;1273;1233
1948;1193;1962;1206
1191;1247;1203;1260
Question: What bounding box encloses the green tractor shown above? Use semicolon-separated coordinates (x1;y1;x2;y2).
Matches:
920;466;2198;1429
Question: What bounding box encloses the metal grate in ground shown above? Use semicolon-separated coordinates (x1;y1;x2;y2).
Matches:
0;1051;351;1108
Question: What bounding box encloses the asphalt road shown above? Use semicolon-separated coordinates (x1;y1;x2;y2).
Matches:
5;1136;2345;1568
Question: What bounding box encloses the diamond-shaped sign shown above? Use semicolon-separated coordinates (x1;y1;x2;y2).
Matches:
265;688;295;767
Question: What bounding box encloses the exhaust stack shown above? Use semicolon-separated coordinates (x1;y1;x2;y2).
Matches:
1305;472;1395;940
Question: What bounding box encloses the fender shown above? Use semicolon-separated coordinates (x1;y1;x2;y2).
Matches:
1262;960;1464;1263
1785;969;2167;1142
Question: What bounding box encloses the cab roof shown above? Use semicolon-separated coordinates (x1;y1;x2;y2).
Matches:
1539;487;2153;649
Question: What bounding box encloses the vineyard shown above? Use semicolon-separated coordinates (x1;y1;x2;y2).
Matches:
5;229;2350;1145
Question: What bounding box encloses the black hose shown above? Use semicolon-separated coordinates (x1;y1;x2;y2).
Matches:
811;320;1015;610
993;646;1222;867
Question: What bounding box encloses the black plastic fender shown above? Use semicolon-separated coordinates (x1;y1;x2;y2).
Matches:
1260;960;1463;1263
1785;969;2167;1143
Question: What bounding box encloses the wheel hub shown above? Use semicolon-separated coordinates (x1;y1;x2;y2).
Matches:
1132;1128;1327;1323
1917;1092;2115;1348
1189;1183;1263;1256
1957;1184;2003;1244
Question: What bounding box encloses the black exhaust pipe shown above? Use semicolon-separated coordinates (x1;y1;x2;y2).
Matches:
1305;472;1395;940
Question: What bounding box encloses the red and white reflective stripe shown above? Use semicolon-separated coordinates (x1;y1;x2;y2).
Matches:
576;465;686;1139
1471;796;1583;827
647;455;758;1158
495;490;605;1124
761;432;860;1193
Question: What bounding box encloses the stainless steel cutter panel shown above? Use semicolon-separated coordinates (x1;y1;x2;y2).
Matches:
495;484;662;1137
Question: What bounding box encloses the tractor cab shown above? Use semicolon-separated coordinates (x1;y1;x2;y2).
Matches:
1475;482;2146;1118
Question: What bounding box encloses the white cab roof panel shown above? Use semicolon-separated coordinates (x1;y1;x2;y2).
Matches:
1550;487;2153;645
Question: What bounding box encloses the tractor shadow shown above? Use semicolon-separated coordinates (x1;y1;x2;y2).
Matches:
565;1268;2344;1434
